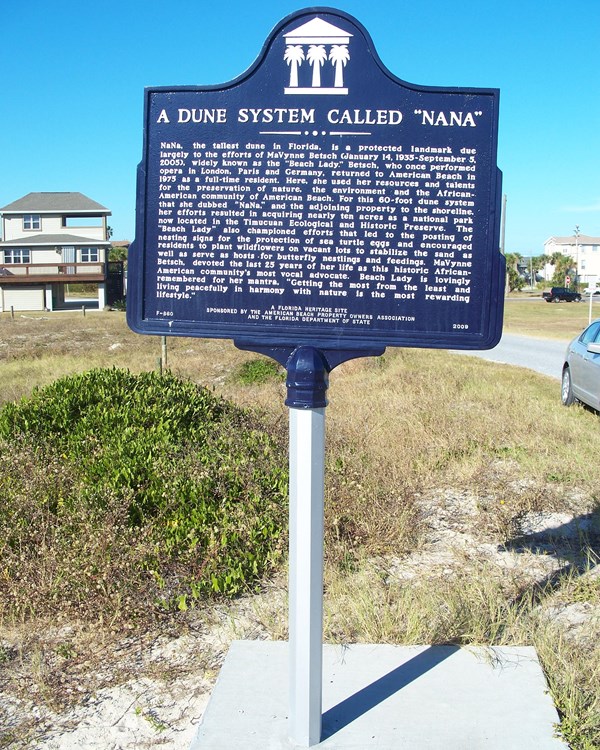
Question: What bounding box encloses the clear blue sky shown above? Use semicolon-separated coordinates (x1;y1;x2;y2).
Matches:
1;0;598;254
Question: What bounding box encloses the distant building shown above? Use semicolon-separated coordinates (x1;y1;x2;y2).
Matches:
0;192;123;312
544;234;600;285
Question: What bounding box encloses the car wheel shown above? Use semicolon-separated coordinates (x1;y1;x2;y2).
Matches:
561;367;576;406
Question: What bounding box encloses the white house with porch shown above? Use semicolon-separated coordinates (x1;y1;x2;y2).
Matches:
0;192;125;312
543;234;600;287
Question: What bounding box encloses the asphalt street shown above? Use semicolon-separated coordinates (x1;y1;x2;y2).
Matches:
450;334;569;381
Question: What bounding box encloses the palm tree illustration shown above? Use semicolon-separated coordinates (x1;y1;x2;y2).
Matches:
284;45;305;88
307;44;327;87
329;45;350;88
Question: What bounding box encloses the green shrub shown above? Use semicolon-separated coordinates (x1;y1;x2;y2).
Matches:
0;369;288;622
234;358;285;385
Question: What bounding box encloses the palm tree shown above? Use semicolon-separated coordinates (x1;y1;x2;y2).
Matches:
504;252;520;293
549;251;575;286
284;45;305;88
329;45;350;88
529;254;548;285
307;45;327;87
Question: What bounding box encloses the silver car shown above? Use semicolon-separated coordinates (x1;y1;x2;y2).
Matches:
562;319;600;410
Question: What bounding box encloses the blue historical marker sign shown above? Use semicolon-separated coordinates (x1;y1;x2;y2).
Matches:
127;7;504;353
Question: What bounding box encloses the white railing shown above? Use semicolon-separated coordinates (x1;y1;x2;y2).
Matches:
0;263;105;278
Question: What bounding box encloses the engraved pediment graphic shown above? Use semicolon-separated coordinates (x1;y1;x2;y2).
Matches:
283;17;352;95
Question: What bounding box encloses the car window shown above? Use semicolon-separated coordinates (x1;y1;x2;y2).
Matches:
580;322;600;345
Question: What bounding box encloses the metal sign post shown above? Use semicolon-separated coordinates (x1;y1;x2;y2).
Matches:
288;403;325;745
286;347;328;746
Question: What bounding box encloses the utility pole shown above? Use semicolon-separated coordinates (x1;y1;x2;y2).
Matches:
574;225;580;289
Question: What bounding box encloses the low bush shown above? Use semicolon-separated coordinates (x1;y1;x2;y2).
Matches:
233;357;285;385
0;368;288;623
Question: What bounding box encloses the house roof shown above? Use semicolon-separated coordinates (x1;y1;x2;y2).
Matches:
545;235;600;245
0;233;110;247
0;192;110;214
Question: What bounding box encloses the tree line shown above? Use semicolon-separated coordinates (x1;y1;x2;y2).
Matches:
504;252;575;292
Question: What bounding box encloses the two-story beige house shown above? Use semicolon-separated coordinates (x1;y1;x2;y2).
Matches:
544;234;600;286
0;192;123;311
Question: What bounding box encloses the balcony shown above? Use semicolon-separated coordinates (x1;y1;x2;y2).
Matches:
0;263;106;284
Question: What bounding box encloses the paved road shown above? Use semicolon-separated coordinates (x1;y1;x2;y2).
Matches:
451;334;569;380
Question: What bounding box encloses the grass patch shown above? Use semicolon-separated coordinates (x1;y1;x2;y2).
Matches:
328;348;600;491
233;357;285;385
504;297;599;339
324;559;527;645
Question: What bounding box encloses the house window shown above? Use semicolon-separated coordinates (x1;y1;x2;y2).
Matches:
4;248;31;264
23;215;41;231
62;216;103;228
80;247;99;263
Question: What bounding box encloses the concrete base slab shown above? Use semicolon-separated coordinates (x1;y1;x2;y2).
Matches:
190;641;567;749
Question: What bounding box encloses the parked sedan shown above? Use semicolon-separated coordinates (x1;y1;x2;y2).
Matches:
562;319;600;410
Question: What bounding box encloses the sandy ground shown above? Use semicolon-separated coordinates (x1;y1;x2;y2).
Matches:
2;603;274;750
